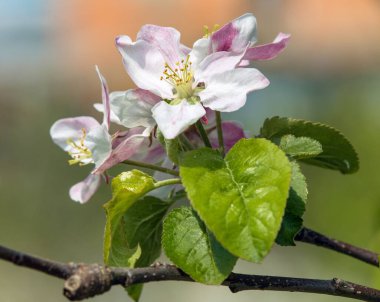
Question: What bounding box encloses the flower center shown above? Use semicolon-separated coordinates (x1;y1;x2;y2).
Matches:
66;128;93;166
160;55;194;99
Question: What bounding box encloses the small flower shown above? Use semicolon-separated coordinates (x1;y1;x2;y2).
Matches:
116;19;270;139
50;66;112;203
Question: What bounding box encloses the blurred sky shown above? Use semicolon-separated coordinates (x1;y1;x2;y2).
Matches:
1;1;380;302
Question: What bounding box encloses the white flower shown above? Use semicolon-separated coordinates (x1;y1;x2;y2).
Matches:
116;21;270;139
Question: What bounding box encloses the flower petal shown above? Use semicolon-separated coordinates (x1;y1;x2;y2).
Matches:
95;66;111;129
116;35;173;99
130;139;165;164
111;89;160;130
243;32;291;61
152;100;206;139
189;37;211;69
93;128;147;174
199;68;269;112
85;124;112;168
50;116;100;151
211;13;257;52
209;121;246;152
69;173;102;204
93;91;125;125
137;25;185;67
194;50;246;83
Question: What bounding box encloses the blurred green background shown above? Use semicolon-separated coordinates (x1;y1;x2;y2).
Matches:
1;1;380;301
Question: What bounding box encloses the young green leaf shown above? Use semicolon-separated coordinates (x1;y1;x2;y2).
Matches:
279;135;322;159
123;196;171;301
162;207;237;284
103;170;156;267
276;162;307;246
103;170;172;302
260;116;359;174
179;138;292;262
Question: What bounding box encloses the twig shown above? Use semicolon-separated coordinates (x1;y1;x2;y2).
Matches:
1;245;380;301
295;227;379;267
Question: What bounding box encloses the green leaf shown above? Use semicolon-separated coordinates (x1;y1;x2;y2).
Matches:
179;138;292;262
103;170;171;302
279;135;322;159
260;116;359;174
103;170;156;267
126;285;143;302
276;162;307;246
162;207;237;284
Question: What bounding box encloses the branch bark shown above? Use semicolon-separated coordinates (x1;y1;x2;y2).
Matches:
1;244;380;301
296;227;379;267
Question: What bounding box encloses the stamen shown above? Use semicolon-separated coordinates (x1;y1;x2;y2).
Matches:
203;24;220;38
66;128;93;166
160;54;193;87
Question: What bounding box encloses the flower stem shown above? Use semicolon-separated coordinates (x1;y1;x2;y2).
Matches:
122;159;179;176
215;111;225;156
155;178;182;189
196;121;212;148
179;134;195;150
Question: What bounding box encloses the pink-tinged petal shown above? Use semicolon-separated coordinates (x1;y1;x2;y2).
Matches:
111;88;160;130
93;128;146;174
116;35;173;99
50;116;100;151
195;50;246;83
93;91;125;125
199;68;270;112
69;173;102;204
95;66;111;129
130;139;165;164
180;44;192;56
209;121;246;152
152;100;206;139
244;33;291;61
85;124;112;168
137;25;185;67
211;13;257;52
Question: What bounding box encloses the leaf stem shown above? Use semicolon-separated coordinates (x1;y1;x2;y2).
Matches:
155;178;182;189
122;159;179;176
179;134;194;150
196;120;212;148
215;111;225;156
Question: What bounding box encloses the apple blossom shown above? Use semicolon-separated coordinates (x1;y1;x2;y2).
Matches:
116;20;270;139
50;67;164;203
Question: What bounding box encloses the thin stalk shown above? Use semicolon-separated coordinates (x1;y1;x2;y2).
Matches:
196;121;212;148
122;159;179;176
179;134;194;150
215;111;225;156
154;178;182;189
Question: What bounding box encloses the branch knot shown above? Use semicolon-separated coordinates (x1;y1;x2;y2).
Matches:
63;264;112;301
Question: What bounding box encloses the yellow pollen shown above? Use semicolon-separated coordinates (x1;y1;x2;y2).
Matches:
203;24;220;38
66;128;92;166
160;54;193;87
